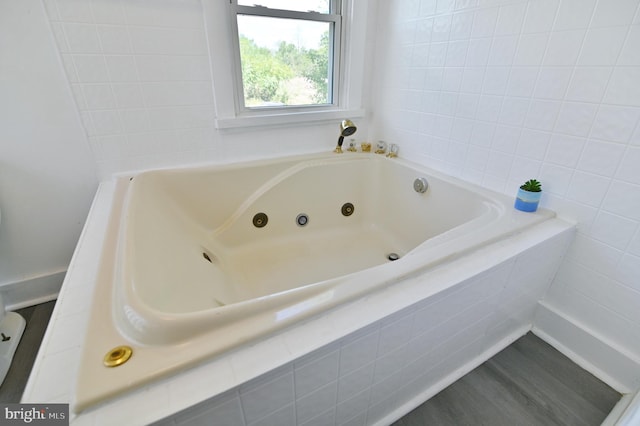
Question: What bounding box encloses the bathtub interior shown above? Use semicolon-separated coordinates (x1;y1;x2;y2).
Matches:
125;155;492;314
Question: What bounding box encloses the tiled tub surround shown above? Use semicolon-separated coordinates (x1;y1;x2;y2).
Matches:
23;157;573;424
74;152;554;410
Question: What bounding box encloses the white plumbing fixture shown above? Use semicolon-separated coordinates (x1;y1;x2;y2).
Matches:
0;295;26;388
0;209;27;387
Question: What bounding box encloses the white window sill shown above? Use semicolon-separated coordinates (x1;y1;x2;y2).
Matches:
215;108;365;130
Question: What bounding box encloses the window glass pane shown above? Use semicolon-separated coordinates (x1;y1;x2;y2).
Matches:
237;0;330;14
237;15;332;107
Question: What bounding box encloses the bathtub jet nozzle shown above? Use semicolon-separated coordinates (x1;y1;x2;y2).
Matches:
334;119;357;153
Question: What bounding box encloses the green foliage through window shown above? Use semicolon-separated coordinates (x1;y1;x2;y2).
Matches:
239;32;331;107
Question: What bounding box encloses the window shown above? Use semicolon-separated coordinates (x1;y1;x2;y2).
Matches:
231;1;340;110
204;0;368;129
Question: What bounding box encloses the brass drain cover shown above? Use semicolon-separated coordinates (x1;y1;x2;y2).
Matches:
103;345;133;367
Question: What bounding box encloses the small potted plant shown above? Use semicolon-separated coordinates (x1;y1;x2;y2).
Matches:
515;179;542;212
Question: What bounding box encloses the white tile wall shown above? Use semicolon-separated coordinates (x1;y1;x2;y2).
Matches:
373;0;640;371
43;0;377;179
43;0;219;178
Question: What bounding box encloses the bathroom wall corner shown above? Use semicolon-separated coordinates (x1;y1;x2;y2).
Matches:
533;303;640;394
0;270;64;311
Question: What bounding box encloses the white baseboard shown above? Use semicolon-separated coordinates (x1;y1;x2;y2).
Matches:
374;325;531;426
0;270;63;311
533;302;640;394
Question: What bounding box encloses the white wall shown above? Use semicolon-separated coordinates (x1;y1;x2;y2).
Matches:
0;0;98;308
372;0;640;389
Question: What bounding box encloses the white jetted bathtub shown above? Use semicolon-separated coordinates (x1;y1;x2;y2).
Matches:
74;152;557;412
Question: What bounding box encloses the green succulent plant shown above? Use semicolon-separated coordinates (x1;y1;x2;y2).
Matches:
520;179;542;192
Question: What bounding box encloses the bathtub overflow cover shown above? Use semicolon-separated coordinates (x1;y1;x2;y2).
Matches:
296;213;309;227
253;212;268;228
103;345;133;368
414;177;429;193
388;253;400;261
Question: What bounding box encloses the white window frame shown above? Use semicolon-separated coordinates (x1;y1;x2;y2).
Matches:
203;0;368;129
231;2;341;112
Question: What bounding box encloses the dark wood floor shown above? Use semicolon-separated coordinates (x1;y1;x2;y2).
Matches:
0;300;56;403
0;303;621;426
394;333;621;426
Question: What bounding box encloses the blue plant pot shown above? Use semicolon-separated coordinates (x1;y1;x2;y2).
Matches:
514;188;542;212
